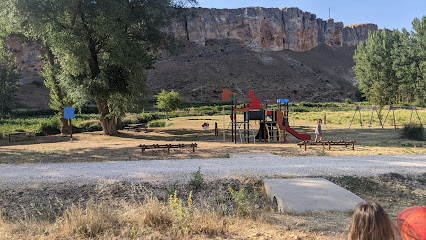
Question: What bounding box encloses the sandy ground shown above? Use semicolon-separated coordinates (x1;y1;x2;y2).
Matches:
0;115;425;165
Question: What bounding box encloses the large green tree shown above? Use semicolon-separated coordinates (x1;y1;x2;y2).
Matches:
0;0;73;134
7;0;195;135
353;29;400;105
410;16;426;104
354;16;426;106
0;40;20;116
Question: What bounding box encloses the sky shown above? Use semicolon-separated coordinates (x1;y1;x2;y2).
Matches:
196;0;425;31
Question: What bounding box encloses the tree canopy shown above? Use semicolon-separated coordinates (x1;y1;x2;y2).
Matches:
2;0;196;135
353;16;426;106
156;89;182;119
0;40;20;116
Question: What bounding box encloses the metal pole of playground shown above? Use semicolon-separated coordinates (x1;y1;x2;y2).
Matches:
223;106;225;142
234;100;241;144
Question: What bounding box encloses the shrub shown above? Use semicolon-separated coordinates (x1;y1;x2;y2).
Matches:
414;97;425;108
78;120;102;132
401;124;424;141
121;114;140;126
189;167;203;190
11;109;56;117
292;107;310;112
37;117;61;136
79;105;99;114
138;112;164;123
299;102;321;108
148;120;166;128
345;98;352;104
227;185;259;217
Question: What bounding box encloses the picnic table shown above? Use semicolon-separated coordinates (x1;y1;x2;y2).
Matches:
4;131;36;142
297;140;356;151
138;143;198;154
123;124;148;132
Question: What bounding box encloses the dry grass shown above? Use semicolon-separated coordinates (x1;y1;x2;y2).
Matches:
0;174;424;240
142;196;173;228
0;198;339;240
59;201;121;238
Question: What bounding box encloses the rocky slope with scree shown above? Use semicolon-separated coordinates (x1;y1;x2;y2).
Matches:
6;7;378;108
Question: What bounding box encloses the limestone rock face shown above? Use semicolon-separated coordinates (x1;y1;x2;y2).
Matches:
343;23;378;47
168;7;377;52
5;37;44;83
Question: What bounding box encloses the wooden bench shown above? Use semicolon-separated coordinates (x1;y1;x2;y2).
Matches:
123;124;148;132
5;131;36;142
298;140;356;151
138;143;198;154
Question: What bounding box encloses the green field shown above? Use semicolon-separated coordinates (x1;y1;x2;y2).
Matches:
1;103;424;138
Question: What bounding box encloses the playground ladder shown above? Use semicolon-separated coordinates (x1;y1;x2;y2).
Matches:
227;122;256;143
266;124;280;143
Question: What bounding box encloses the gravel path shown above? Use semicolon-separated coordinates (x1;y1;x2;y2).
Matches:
0;154;425;185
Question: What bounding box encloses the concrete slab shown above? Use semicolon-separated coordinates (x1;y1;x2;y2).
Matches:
263;178;364;213
229;153;280;158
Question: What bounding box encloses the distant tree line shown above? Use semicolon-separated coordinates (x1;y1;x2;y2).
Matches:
353;16;426;107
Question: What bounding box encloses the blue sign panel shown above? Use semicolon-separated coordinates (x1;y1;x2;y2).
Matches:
277;99;289;103
64;107;75;119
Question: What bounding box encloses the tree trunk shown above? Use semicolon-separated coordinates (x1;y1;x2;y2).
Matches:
60;117;71;135
46;45;71;135
96;98;118;135
116;117;123;130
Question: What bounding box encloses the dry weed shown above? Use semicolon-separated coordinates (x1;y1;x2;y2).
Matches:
191;212;227;237
57;201;120;238
141;196;173;228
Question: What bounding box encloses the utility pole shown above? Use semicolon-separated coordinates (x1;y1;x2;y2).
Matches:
329;8;331;19
200;83;203;102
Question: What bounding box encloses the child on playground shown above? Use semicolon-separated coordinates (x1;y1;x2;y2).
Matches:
315;119;323;142
348;202;398;240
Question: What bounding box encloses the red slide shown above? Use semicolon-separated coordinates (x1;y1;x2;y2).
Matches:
284;125;311;141
276;110;311;141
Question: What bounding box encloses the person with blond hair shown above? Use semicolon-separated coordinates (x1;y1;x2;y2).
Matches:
314;119;323;142
348;202;398;240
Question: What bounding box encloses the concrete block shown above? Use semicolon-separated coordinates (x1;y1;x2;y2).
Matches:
263;178;364;213
229;153;280;158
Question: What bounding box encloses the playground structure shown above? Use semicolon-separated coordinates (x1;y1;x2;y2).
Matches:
222;89;311;144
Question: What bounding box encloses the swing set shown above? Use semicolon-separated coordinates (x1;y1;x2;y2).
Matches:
382;105;422;130
349;105;383;129
349;105;423;130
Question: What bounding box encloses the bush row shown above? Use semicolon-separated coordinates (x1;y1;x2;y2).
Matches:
10;106;99;117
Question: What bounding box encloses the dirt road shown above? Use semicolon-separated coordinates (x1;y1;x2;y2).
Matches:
1;154;425;185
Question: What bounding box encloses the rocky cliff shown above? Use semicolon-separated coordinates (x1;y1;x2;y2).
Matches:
7;7;378;108
168;7;377;52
